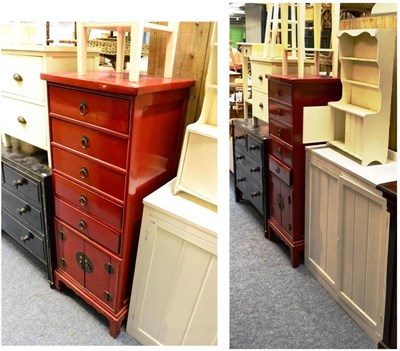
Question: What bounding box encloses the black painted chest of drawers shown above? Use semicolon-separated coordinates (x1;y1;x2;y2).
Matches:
232;118;269;234
1;146;55;286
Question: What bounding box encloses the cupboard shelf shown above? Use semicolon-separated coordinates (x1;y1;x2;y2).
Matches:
341;79;379;90
328;101;378;117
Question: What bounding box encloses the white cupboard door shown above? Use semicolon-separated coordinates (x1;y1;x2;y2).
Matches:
127;211;217;346
338;175;389;338
305;159;340;293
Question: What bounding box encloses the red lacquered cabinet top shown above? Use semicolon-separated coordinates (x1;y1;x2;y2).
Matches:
42;70;195;338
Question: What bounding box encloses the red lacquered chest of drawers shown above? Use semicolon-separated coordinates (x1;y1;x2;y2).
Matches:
266;74;342;268
41;70;195;337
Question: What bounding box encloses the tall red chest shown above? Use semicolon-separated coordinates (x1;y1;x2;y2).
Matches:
41;71;195;337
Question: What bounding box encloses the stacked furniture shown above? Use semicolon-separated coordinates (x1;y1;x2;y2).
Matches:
266;74;342;267
41;70;195;337
1;145;54;285
126;23;217;345
0;46;99;163
305;145;397;342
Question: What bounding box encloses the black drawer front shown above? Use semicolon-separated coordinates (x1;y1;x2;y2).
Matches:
2;164;41;204
235;154;262;184
236;167;264;214
247;135;263;162
2;209;46;262
2;188;43;232
233;130;246;150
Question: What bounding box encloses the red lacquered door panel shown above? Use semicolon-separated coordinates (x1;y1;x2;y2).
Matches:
280;181;293;238
84;243;120;311
55;197;121;255
53;173;123;230
269;173;281;226
52;147;125;201
51;118;128;169
48;85;130;134
55;220;84;286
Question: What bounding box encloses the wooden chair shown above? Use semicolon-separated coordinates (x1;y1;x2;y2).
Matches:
76;22;179;82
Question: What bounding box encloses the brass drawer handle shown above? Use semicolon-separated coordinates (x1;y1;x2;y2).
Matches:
12;178;25;189
249;145;260;151
78;102;88;115
21;232;34;243
17;204;30;215
13;73;23;82
80;167;88;179
258;75;263;81
259;102;264;109
79;194;88;206
79;219;87;230
250;166;260;173
17;116;26;124
81;135;89;149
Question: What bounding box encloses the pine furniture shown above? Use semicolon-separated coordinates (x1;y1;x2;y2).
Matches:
305;145;397;342
126;179;217;345
41;70;195;337
0;46;99;164
266;74;342;267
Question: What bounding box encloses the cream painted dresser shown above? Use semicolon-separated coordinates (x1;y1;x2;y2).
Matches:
126;178;217;345
305;144;397;342
0;46;99;162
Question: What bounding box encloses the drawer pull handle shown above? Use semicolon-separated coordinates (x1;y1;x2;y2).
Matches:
81;135;89;149
17;116;27;124
250;166;260;173
79;219;87;230
259;102;264;109
21;232;34;243
236;155;244;160
275;167;281;174
235;135;244;140
17;205;30;215
104;291;113;302
80;167;89;179
237;177;245;183
78;102;88;115
277;109;282;116
277;89;282;96
13;73;23;82
12;178;25;189
79;194;88;206
249;145;260;151
277;128;282;138
251;191;261;198
277;147;281;156
258;75;263;81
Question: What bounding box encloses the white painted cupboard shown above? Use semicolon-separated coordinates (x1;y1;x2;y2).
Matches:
126;179;217;345
305;145;397;342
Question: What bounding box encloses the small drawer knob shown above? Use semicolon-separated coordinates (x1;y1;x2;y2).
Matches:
258;75;263;81
79;219;87;230
12;178;25;189
277;147;281;156
259;102;264;109
13;73;23;82
17;204;30;215
78;102;88;115
80;167;89;179
17;116;27;124
277;128;282;137
250;166;260;173
251;191;261;198
237;177;245;183
277;89;282;96
81;135;89;149
235;135;244;140
79;194;88;206
277;109;282;116
275;167;281;174
236;155;244;161
21;232;34;243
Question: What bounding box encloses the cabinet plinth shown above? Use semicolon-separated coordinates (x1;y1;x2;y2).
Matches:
41;70;195;338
